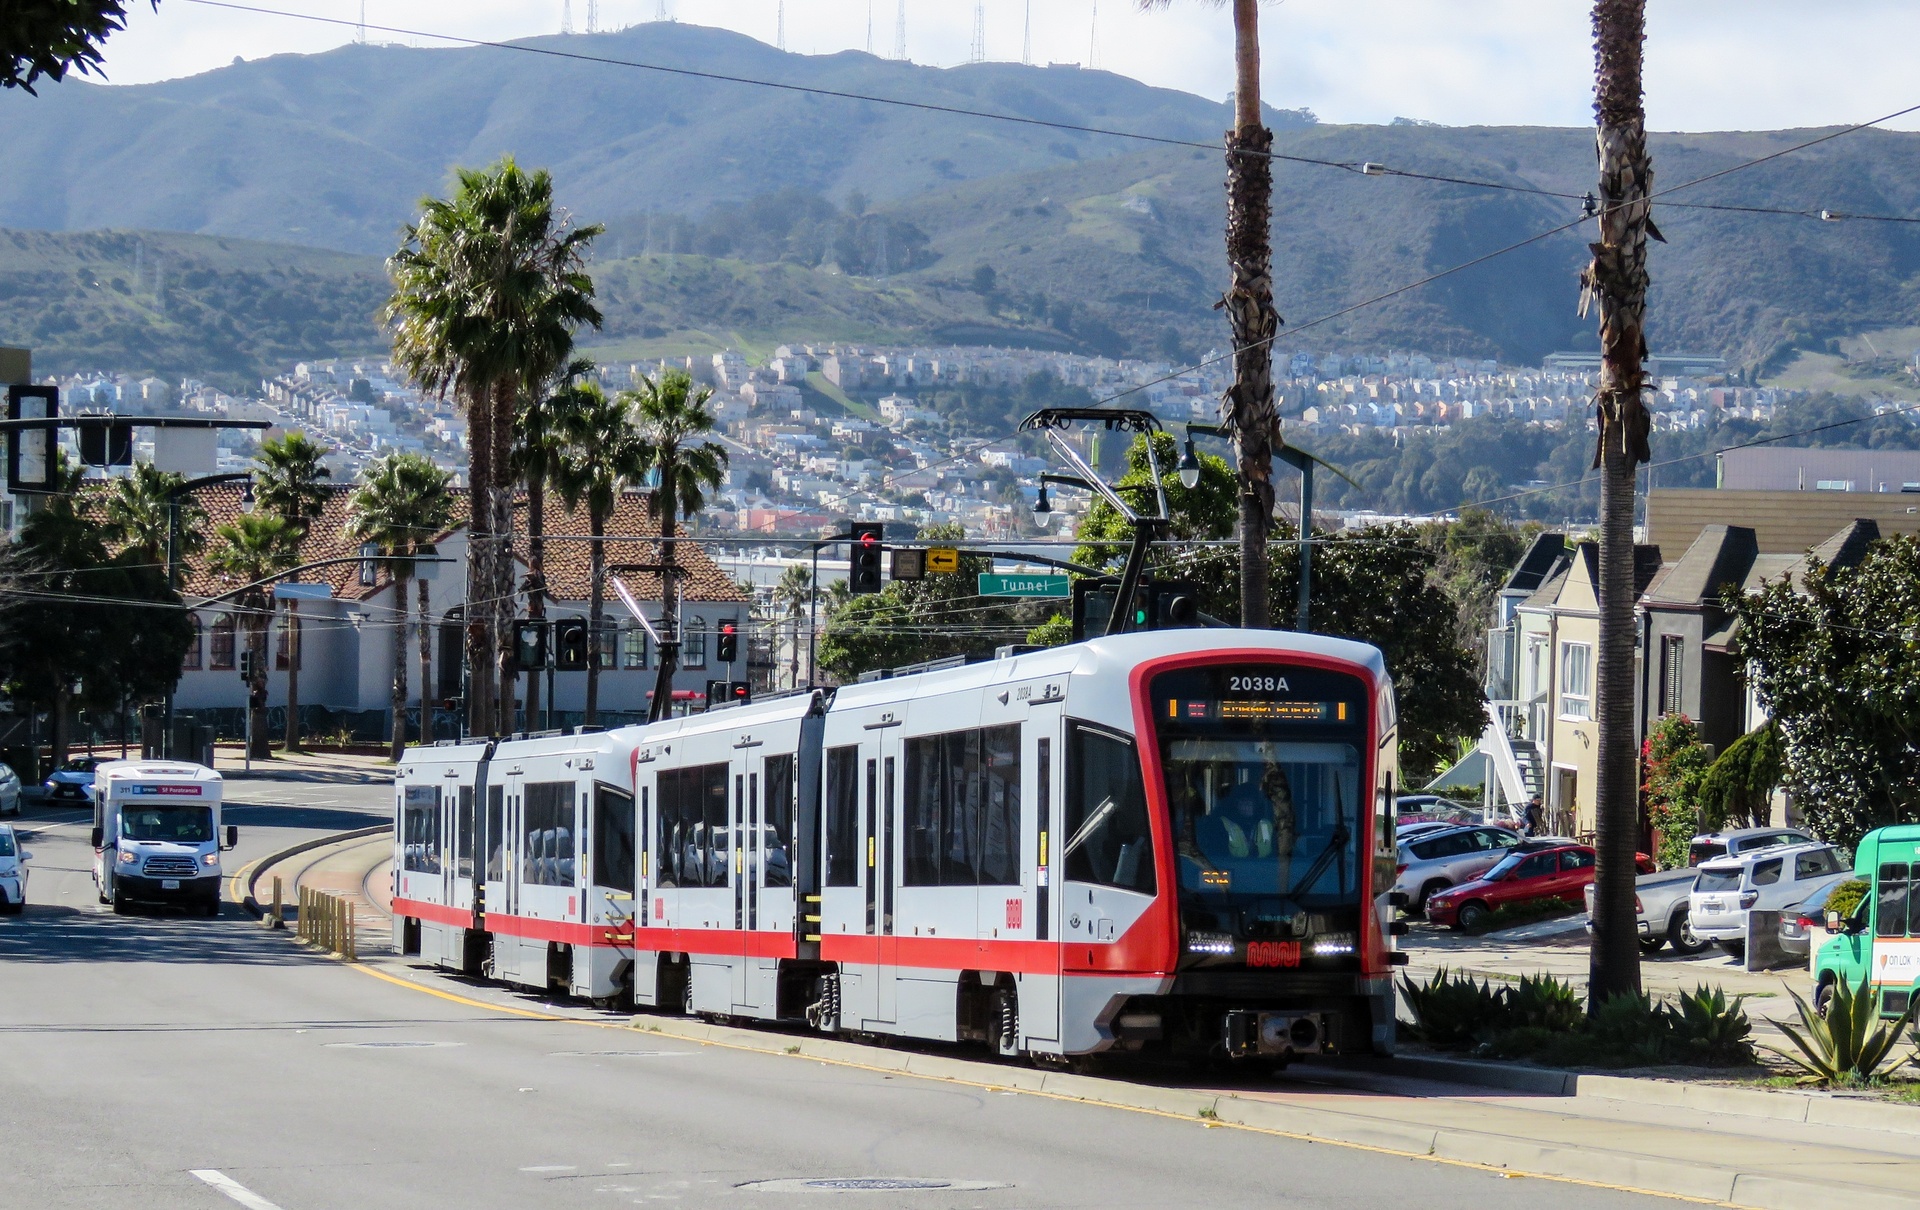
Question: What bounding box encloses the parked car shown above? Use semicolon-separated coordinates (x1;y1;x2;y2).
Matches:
42;756;102;801
1424;841;1598;932
1394;794;1482;826
1688;826;1816;867
1814;824;1920;1017
1690;843;1850;960
0;822;29;913
1393;824;1526;913
1779;879;1846;962
1394;821;1459;843
1584;866;1710;954
0;763;19;816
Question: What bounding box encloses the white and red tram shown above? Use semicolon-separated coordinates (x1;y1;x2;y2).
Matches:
392;629;1406;1062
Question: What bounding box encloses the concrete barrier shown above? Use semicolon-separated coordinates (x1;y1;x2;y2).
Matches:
1745;910;1793;971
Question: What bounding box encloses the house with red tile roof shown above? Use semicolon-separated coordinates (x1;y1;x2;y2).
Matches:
172;483;750;731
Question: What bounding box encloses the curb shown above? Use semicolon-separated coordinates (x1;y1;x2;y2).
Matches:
1578;1073;1920;1137
238;824;391;919
606;1011;1919;1210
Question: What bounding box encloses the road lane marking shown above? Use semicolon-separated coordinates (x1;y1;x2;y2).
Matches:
343;962;1729;1207
190;1169;286;1210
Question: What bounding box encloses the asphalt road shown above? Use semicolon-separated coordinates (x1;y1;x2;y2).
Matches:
0;783;1689;1210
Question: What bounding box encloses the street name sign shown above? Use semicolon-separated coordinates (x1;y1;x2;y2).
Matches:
979;572;1070;598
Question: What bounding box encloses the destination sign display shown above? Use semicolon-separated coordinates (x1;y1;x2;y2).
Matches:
1166;699;1350;724
127;783;204;796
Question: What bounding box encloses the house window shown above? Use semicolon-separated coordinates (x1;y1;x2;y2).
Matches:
1559;641;1592;720
181;616;203;671
622;626;650;669
594;620;617;670
209;616;237;670
1660;634;1684;717
683;614;707;668
1525;635;1548;699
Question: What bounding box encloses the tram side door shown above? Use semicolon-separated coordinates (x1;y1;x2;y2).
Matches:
447;783;474;916
491;765;525;984
1025;703;1063;1046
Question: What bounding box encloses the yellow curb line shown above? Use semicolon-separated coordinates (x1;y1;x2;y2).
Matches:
340;959;1733;1207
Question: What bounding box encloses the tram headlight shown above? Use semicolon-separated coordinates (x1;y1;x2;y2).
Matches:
1185;931;1235;955
1311;934;1356;957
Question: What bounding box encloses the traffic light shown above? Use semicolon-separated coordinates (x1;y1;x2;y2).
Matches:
554;619;590;671
715;619;738;664
78;421;134;467
1148;582;1201;630
512;619;548;670
238;649;254;681
705;680;751;708
848;522;884;594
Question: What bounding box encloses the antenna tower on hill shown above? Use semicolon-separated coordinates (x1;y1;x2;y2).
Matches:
355;0;366;44
655;0;668;21
893;0;907;60
587;0;598;33
777;0;785;50
560;0;573;35
1088;1;1099;69
970;2;985;63
1022;0;1032;64
866;1;874;53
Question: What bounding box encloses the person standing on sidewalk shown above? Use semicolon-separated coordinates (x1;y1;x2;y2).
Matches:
1523;795;1545;837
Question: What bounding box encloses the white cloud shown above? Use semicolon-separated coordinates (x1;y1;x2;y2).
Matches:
95;0;1920;132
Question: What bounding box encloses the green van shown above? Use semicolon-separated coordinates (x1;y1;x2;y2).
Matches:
1813;824;1920;1017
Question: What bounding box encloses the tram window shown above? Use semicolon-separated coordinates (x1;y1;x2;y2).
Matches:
1064;723;1155;895
455;786;475;879
486;785;504;880
522;781;577;887
402;785;440;874
593;785;637;895
764;754;795;888
656;763;730;889
825;745;861;887
902;725;1022;887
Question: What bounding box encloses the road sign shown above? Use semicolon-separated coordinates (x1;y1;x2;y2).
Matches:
979;572;1070;599
889;548;924;581
925;548;960;574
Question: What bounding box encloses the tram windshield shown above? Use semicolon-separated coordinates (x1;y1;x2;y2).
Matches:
1151;664;1369;945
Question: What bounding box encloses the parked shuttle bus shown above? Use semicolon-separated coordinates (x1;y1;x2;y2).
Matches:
90;761;234;916
392;630;1405;1063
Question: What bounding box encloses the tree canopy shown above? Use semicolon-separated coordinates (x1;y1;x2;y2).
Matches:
2;0;154;93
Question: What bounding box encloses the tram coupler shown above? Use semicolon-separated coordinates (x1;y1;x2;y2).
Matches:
1224;1010;1326;1058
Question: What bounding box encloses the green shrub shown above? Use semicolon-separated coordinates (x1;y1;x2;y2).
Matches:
1770;975;1917;1086
1667;984;1755;1066
1506;973;1583;1033
1398;969;1506;1046
1826;879;1869;922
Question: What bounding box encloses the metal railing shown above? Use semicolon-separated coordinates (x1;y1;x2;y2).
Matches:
297;886;358;960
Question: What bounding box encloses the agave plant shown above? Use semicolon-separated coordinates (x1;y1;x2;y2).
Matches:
1398;968;1507;1047
1768;976;1917;1086
1667;984;1754;1067
1505;973;1583;1033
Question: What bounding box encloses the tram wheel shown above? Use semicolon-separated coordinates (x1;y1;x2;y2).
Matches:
989;987;1020;1060
681;967;695;1016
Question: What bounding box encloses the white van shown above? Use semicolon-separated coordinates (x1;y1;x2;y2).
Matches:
89;761;235;916
1689;842;1848;959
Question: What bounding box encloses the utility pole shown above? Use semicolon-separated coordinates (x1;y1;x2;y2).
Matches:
1583;0;1655;1010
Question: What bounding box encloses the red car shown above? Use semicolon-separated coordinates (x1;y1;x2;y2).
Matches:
1424;841;1598;932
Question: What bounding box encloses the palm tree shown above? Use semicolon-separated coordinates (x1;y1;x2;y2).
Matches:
773;562;812;688
1582;0;1656;1010
102;463;205;564
254;432;332;752
385;157;602;736
207;513;300;761
344;452;456;762
513;357;597;725
1138;0;1277;628
629;370;728;723
550;383;649;725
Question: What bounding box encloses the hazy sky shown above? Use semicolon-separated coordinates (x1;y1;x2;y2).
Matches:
98;1;1920;132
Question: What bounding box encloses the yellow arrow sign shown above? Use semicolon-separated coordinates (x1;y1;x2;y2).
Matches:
925;548;960;574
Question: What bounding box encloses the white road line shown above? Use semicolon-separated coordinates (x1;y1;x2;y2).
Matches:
189;1169;287;1210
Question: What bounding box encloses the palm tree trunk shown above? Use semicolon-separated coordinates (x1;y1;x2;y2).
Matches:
1586;0;1654;1010
418;577;434;745
1223;0;1277;629
492;378;518;734
647;470;680;724
585;508;605;725
391;570;411;762
464;381;495;737
525;477;546;724
283;599;302;752
248;610;271;760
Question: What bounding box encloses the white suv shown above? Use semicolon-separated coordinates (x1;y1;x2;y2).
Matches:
1689;843;1848;959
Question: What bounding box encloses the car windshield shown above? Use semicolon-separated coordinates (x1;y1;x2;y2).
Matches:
1485;851;1530;879
1696;867;1743;892
61;759;98;773
120;806;213;843
0;831;14;857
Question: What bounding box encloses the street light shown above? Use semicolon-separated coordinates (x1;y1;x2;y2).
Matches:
1030;482;1052;527
1177;434;1201;490
239;477;256;514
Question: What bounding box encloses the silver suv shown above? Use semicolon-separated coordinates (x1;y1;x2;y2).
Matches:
1394;825;1524;913
1687;826;1815;867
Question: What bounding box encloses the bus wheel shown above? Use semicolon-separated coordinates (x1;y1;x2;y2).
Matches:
111;890;132;915
988;987;1020;1060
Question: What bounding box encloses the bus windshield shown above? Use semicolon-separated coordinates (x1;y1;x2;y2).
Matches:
121;805;214;843
1152;663;1369;954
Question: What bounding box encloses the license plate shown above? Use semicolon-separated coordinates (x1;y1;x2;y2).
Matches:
161;879;180;890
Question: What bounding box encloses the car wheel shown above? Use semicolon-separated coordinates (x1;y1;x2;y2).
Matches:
1417;880;1451;914
1668;910;1710;955
1639;936;1665;954
1720;939;1745;962
1455;901;1492;933
1813;978;1835;1019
